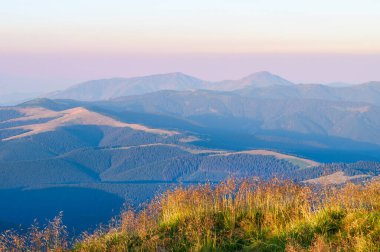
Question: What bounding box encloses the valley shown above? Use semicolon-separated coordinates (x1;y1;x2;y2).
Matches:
1;72;380;234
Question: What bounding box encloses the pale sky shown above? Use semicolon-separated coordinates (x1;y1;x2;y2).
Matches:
1;0;380;94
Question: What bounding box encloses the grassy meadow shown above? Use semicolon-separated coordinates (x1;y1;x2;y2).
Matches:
1;178;380;251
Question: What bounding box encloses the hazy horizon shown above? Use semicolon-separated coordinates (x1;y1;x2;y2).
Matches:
1;0;380;94
3;1;380;243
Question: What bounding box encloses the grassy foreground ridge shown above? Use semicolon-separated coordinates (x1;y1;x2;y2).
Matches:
1;178;380;251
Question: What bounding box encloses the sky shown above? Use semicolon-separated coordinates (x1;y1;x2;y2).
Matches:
1;0;380;94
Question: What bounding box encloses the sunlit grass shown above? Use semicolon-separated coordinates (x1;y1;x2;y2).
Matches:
1;178;380;251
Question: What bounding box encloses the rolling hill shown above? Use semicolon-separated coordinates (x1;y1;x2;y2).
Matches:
2;71;380;234
2;101;379;233
237;81;380;105
92;90;380;146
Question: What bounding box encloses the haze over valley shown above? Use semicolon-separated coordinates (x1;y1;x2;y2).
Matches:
1;1;380;250
1;71;380;233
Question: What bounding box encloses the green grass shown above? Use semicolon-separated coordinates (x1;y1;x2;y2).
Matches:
1;178;380;251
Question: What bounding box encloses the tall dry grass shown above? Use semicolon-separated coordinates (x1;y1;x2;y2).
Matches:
0;212;67;252
1;178;380;251
75;178;380;251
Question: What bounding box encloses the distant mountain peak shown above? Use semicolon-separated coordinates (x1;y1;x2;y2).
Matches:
247;71;274;77
162;72;202;81
143;72;191;79
48;72;209;101
167;72;188;77
240;71;294;87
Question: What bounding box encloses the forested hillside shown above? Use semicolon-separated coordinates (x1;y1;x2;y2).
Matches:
1;101;380;233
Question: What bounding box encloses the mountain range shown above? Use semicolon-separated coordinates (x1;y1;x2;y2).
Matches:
49;71;380;105
1;71;380;233
48;71;296;101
